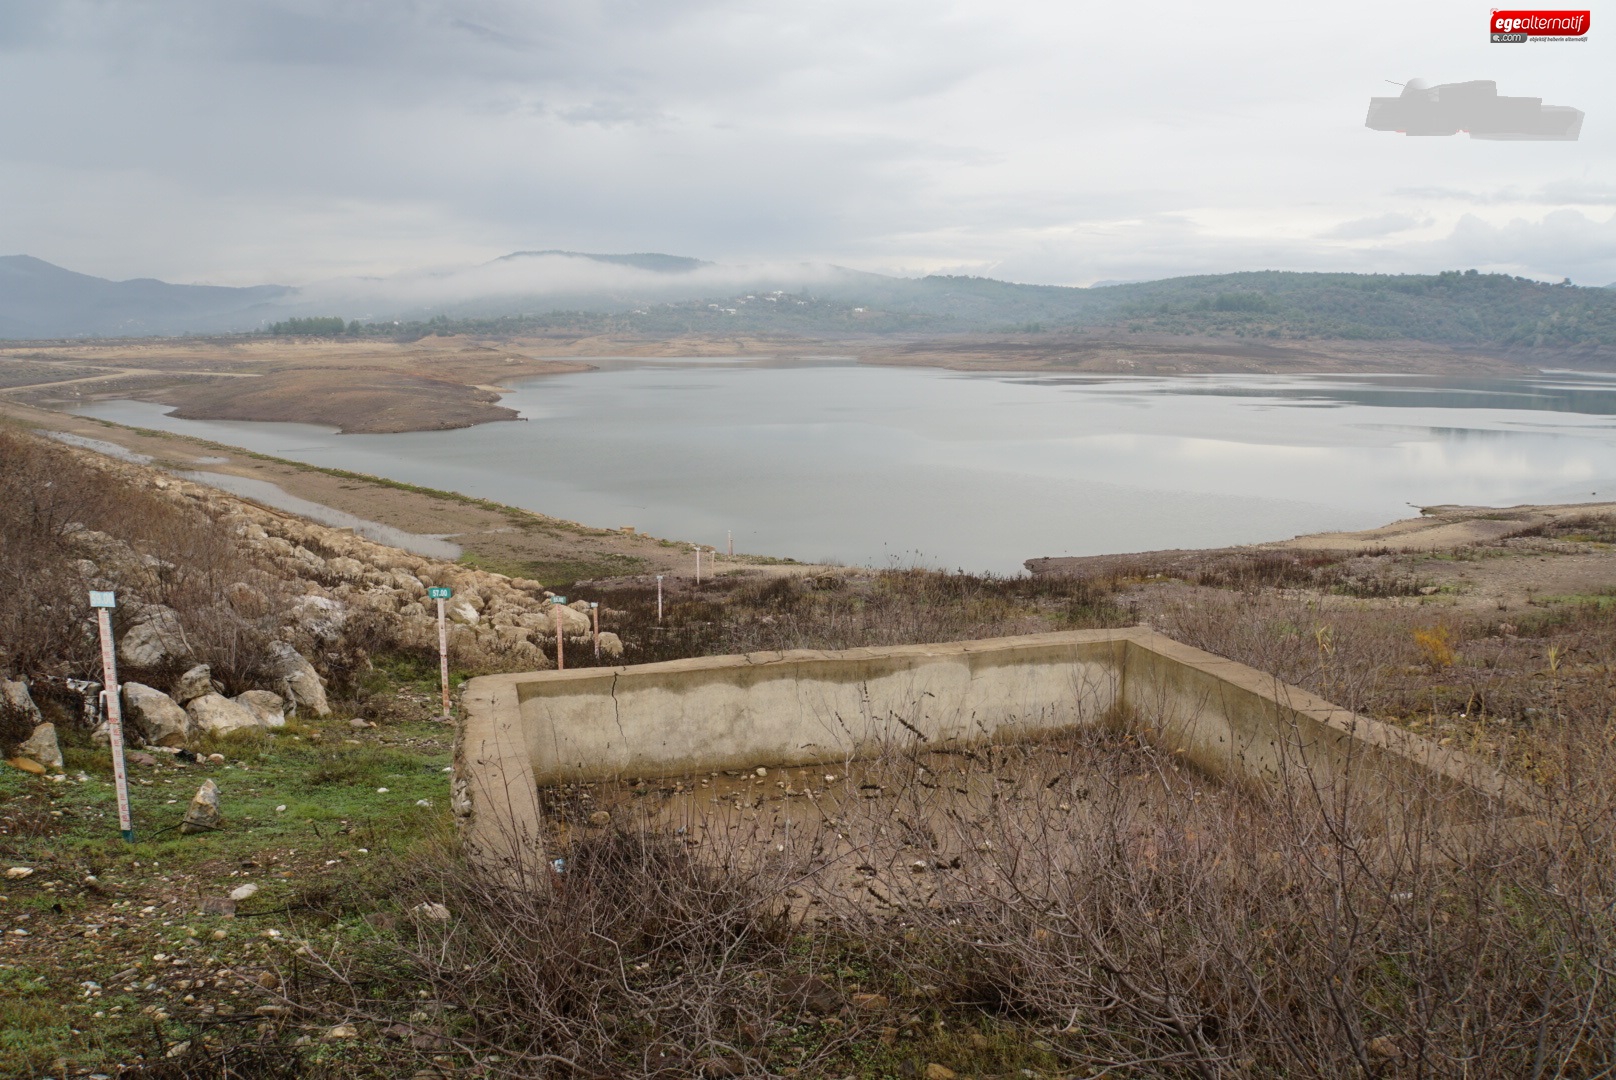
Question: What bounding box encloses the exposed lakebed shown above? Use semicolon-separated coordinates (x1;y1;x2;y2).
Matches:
72;360;1616;574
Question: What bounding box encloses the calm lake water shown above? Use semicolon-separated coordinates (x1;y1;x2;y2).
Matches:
73;361;1616;574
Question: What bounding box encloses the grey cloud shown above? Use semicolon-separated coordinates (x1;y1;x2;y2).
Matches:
1;1;1611;287
1320;213;1430;240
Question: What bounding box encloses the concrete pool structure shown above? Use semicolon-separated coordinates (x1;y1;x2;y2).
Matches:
452;628;1527;878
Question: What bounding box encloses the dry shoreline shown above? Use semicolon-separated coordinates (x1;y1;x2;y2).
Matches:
1;331;1561;436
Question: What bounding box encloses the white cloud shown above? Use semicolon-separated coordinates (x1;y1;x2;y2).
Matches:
0;0;1611;286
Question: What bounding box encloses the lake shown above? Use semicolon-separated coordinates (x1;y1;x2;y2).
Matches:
72;360;1616;575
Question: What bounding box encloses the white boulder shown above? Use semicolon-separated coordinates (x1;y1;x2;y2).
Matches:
170;665;216;706
234;690;286;728
266;642;330;718
186;693;260;736
15;723;63;770
122;682;192;747
1;680;43;726
118;606;191;669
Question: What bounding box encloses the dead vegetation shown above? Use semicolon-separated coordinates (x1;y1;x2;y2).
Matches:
283;555;1616;1078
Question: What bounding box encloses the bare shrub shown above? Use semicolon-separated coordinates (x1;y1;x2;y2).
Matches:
0;427;293;692
576;568;1133;667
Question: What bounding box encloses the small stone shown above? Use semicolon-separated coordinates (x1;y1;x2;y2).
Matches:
376;787;389;793
925;1065;957;1080
179;779;223;834
415;799;432;807
229;882;259;902
5;757;45;775
410;902;451;922
128;751;158;767
165;1040;192;1059
588;810;612;827
779;973;842;1014
325;1023;358;1039
755;767;768;777
211;929;228;940
349;718;371;730
275;804;287;813
256;970;280;990
208;753;226;763
5;866;34;879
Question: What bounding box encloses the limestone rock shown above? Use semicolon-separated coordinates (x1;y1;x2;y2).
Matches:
445;599;480;626
229;882;259;901
326;556;366;581
186;693;260;736
224;582;270;616
597;631;624;659
170;665;217;706
266;643;330;718
180;779;222;834
16;724;63;770
118;606;191;669
1;680;44;727
122;683;192;747
550;603;592;636
290;594;348;642
234;691;286;729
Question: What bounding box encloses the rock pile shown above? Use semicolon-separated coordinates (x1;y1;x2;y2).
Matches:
6;441;628;761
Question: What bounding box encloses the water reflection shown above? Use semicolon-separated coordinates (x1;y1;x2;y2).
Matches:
70;365;1616;574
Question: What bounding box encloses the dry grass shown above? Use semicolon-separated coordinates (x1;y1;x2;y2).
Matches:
291;659;1616;1079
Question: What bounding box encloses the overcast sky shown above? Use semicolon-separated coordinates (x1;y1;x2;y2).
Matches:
2;0;1612;288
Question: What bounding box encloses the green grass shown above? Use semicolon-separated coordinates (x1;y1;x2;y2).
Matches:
0;664;456;1078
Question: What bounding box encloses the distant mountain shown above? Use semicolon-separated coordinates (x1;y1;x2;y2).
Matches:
0;255;292;339
6;252;1616;351
494;250;711;273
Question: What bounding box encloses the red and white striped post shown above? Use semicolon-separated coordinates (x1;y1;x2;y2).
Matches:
591;602;600;659
694;546;702;585
552;596;568;670
727;530;733;557
656;575;664;624
89;591;134;843
428;586;453;719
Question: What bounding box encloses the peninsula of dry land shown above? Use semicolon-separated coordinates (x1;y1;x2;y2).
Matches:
0;327;1579;435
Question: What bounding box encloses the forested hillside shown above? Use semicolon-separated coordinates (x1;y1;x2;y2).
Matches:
352;269;1616;349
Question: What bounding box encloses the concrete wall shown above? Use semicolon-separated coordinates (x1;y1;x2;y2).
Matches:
453;628;1525;878
515;632;1127;784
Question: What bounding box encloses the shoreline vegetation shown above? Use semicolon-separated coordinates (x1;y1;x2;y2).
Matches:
2;376;1614;1074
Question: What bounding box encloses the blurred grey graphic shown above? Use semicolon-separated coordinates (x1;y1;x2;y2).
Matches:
1366;79;1583;140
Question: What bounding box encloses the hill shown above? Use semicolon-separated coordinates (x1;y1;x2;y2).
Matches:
6;251;1616;354
363;267;1616;353
0;255;291;339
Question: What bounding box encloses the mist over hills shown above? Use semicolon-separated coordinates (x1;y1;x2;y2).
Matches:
4;250;1616;351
